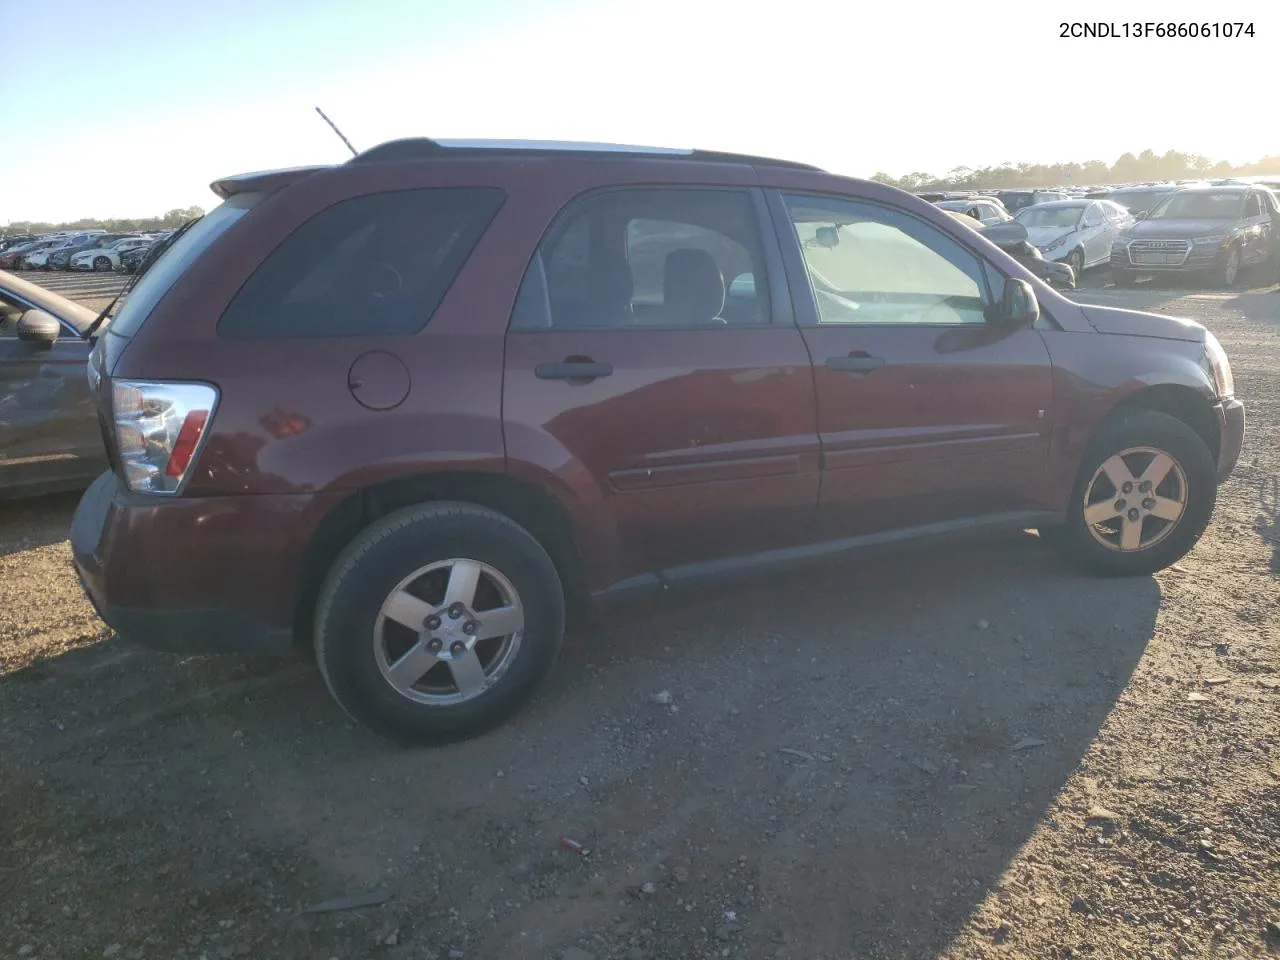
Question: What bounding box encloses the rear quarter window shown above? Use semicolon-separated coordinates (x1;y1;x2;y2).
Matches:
217;188;505;339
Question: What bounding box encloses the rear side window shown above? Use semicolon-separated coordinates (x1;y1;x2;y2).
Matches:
218;188;504;339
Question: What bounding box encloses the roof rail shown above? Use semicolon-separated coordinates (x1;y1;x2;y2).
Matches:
349;137;822;171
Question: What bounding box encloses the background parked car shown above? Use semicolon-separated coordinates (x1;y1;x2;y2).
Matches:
0;239;58;269
0;235;38;252
1111;184;1276;287
1107;184;1181;218
934;196;1011;225
0;269;105;498
1013;199;1134;276
21;240;79;270
47;233;133;270
944;212;1076;289
992;189;1070;214
69;236;150;272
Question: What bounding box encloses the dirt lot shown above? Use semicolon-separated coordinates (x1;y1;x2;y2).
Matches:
2;279;1279;960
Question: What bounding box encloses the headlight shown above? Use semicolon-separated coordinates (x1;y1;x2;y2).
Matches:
111;380;219;494
1192;235;1232;246
1042;236;1068;252
1204;332;1234;399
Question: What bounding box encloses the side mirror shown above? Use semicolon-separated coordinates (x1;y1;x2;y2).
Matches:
814;226;840;248
16;309;60;347
1133;210;1149;221
989;278;1040;326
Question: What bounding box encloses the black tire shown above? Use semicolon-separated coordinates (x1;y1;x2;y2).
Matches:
1113;268;1139;287
314;502;565;744
1052;409;1217;576
1214;245;1241;288
1067;248;1085;278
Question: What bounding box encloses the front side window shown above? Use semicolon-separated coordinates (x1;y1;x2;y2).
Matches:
784;195;988;326
512;188;770;330
1244;193;1262;218
219;188;504;339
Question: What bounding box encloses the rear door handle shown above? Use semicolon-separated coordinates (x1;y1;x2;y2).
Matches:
535;359;614;382
825;354;885;374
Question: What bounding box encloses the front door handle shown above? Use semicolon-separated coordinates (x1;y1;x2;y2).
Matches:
535;358;614;382
825;353;886;374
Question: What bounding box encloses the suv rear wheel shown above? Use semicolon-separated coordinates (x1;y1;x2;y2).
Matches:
1215;245;1241;287
1049;409;1217;576
315;502;565;744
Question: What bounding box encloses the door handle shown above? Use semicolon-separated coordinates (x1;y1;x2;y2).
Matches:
825;353;886;374
535;359;614;382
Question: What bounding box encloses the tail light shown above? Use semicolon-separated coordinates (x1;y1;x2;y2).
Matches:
111;380;218;494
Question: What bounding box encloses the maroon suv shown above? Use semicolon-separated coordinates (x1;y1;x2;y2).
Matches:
72;139;1245;743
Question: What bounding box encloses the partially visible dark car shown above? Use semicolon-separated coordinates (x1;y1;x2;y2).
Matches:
992;189;1070;214
0;270;106;497
1111;184;1276;286
0;235;39;252
70;138;1244;744
945;213;1075;289
114;239;159;274
935;196;1011;225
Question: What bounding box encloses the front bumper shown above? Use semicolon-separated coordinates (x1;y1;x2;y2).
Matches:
1215;398;1245;480
71;471;337;655
70;261;94;271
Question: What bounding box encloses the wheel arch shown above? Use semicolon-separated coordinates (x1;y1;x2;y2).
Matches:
292;470;591;649
1109;383;1220;459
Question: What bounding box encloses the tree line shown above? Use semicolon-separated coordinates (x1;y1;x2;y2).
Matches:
870;150;1280;192
3;206;206;236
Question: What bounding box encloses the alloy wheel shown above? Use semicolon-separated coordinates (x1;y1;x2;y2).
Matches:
373;558;525;705
1082;446;1188;552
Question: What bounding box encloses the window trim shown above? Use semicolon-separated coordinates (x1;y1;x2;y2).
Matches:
765;189;997;329
506;184;787;334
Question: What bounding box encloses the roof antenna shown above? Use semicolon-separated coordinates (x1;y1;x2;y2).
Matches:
315;106;358;157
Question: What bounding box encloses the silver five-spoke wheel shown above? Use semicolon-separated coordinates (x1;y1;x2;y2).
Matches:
375;559;524;705
1082;446;1187;552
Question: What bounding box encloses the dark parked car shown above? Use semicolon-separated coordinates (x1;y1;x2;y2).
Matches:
72;138;1244;743
992;189;1070;214
1111;184;1277;286
0;270;107;497
0;235;39;252
114;239;158;274
954;217;1076;289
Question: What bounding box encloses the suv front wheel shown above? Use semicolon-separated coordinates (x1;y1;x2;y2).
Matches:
1050;409;1217;576
315;502;565;744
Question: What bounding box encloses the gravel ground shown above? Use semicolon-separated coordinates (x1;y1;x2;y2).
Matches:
2;276;1278;960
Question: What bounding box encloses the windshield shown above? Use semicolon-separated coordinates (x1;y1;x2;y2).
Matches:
1149;192;1245;220
107;194;260;338
1015;205;1083;228
1110;190;1172;214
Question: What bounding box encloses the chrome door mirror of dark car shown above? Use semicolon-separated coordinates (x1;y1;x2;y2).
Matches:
987;278;1040;327
16;309;61;348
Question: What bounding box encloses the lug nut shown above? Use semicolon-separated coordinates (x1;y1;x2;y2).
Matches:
1139;481;1152;493
1127;508;1140;522
463;621;478;636
424;614;441;630
448;602;465;619
1114;499;1126;511
1122;481;1134;494
449;640;467;655
1143;498;1156;510
426;637;443;653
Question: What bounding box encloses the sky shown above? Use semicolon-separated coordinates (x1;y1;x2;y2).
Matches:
2;0;1276;223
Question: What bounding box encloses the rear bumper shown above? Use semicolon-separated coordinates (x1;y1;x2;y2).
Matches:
71;471;337;655
1215;398;1245;480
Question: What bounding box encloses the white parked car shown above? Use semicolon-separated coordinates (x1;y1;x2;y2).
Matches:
1013;199;1134;276
934;196;1011;225
69;237;151;272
